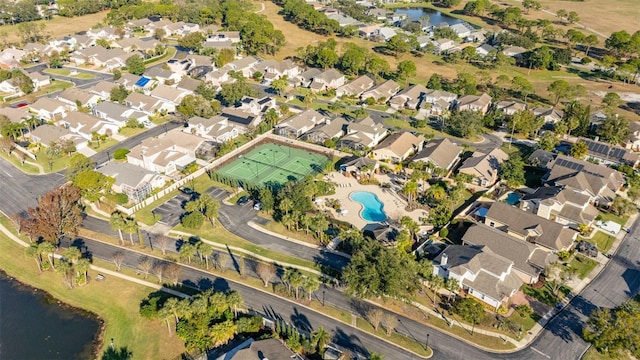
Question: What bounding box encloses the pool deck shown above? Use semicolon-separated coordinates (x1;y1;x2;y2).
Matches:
317;172;426;230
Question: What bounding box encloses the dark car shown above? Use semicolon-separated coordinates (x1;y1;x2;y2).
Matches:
237;196;249;205
179;187;194;195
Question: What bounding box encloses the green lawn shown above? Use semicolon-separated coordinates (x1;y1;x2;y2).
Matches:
356;318;432;358
522;283;571;307
87;138;119;153
507;311;541;335
0;217;186;360
568;254;598;280
0;150;40;174
44;68;95;80
27;79;75;98
597;211;629;226
143;47;177;68
30;151;69;173
579;231;616;253
118;127;147;138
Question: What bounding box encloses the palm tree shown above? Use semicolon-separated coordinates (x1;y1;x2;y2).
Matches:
445;278;460;303
38;241;56;270
164;297;181;324
76;258;90;285
281;213;296;231
197;242;213;269
179;243;196;264
303;276;320;301
311;326;331;355
430;276;445;306
123;217;138;246
311;214;329;243
298;214;311;235
54;260;74;289
226;290;242;318
264;108;279;126
287;269;304;300
158;306;173;336
110;211;126;245
25;243;42;272
64;246;81;264
403;180;419;205
278;197;294;214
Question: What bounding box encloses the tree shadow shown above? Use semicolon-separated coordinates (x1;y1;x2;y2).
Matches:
100;346;132;360
290;306;312;334
621;268;640;298
333;328;367;357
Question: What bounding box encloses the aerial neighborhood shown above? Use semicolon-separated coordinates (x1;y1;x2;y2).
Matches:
0;0;639;359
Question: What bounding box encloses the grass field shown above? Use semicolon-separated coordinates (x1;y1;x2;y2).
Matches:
568;254;598;279
215;143;330;187
44;68;96;80
0;217;186;360
0;11;108;43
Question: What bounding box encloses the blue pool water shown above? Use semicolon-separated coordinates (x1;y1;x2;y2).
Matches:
505;192;522;205
350;191;387;222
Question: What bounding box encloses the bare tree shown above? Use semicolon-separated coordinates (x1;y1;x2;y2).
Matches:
8;213;24;236
238;255;245;276
112;251;125;271
137;257;153;279
367;308;384;331
165;263;182;286
256;262;276;287
381;313;398;337
155;234;172;256
152;262;165;284
216;252;231;273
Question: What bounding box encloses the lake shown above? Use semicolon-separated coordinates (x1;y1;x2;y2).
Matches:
394;8;463;26
0;271;101;360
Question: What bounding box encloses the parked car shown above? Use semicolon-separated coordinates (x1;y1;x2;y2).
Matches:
237;196;249;205
253;201;262;210
179;187;194;195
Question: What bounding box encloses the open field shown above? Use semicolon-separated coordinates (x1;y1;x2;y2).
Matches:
0;217;185;360
0;11;108;43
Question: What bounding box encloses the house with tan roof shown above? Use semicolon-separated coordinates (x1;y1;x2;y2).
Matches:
0;107;31;124
30;124;87;150
301;117;348;145
29;98;69;121
149;84;191;106
360;80;400;102
0;48;25;69
372;131;424;163
86;27;120;41
457;147;508;187
336;75;374;98
296;68;322;88
88;81;119;100
532;107;564;125
544;155;624;206
57;88;101;109
275;109;326;138
186;115;239;143
495;100;527;116
456;93;492;115
462;224;557;285
97;162;166;203
92;101;149;128
484;201;577;251
337;117;388;151
25;72;50;91
389;84;429;110
252;59;301;84
412;138;462;171
309;69;346;92
59;111;119;140
521;186;599;229
126;92;175;114
433;244;523;310
126;128;207;174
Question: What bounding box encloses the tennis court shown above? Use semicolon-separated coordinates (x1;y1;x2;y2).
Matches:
215;143;330;186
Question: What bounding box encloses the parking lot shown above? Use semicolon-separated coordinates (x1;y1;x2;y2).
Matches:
152;192;192;226
206;187;230;201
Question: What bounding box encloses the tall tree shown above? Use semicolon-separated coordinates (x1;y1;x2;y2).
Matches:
25;243;42;272
256;262;276;287
22;185;83;246
501;154;526;188
597;114;630;145
312;326;331;355
123;217;138;246
110;211;126;245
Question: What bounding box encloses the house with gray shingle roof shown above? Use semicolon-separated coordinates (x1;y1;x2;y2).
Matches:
275;109;326;138
302;117;348;145
336;75;374;98
456;93;492;115
309;69;345;92
412;138;462;171
97;162;166;203
457;147;508;187
29;98;69;121
59;111;119;140
360;80;399;102
372;131;424;163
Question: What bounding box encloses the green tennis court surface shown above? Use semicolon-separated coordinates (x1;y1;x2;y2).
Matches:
216;143;330;186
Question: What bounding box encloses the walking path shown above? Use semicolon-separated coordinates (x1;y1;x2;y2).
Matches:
24;160;44;174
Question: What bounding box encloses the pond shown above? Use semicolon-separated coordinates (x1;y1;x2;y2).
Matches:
394;8;463;26
0;271;101;360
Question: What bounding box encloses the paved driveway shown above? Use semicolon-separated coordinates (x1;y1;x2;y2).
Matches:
152;192;192;226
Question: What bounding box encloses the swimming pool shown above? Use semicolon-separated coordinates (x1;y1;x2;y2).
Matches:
350;191;387;222
504;192;522;206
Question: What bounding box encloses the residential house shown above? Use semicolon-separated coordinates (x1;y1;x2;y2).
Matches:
364;224;400;247
114;37;160;53
337;117;388;150
253;59;301;85
302;116;348;144
59;111;119;140
484;201;577;251
626;121;640;151
223;338;298;360
495;100;526;116
462;224;557;285
527;149;556;169
544;155;625;206
296;68;323;88
372;27;397;42
26;72;50;91
88;81;119;100
520;186;600;229
275;109;326;138
186;115;239;143
578;137;640;167
97;162;166;203
366;8;390;21
86;27;120;41
432;38;455;53
475;43;495;58
125;18;152;31
360;80;400;102
69;34;95;50
423;89;459;105
450;23;473;38
146;20;185;37
125;92;174;114
532;107;564;125
57;88;101;109
502;46;527;58
458;147;508;187
127;128;207;173
340;156;379;178
176;77;202;93
114;73;143;91
327;13;361;27
0;48;25;69
456;93;492;115
389;84;429;110
149;84;190;108
432;244;523;310
29;98;69;121
336;75;374;98
372;131;424;163
145;67;182;85
30;124;86;150
0;107;30;124
358;24;382;39
411;138;462;171
309;69;346;92
416;35;432;49
204;68;232;87
23;43;51;58
224;56;259;78
238;96;276;115
205;31;241;44
93;101;149;128
0;78;23;97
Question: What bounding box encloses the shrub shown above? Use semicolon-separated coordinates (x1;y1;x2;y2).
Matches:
556;250;571;261
181;212;204;229
581;57;591;64
439;228;449;238
516;304;533;318
105;192;129;205
113;148;130;160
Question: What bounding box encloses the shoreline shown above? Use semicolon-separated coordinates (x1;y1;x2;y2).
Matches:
0;268;106;359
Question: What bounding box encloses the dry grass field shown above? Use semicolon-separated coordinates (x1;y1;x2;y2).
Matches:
0;11;108;43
